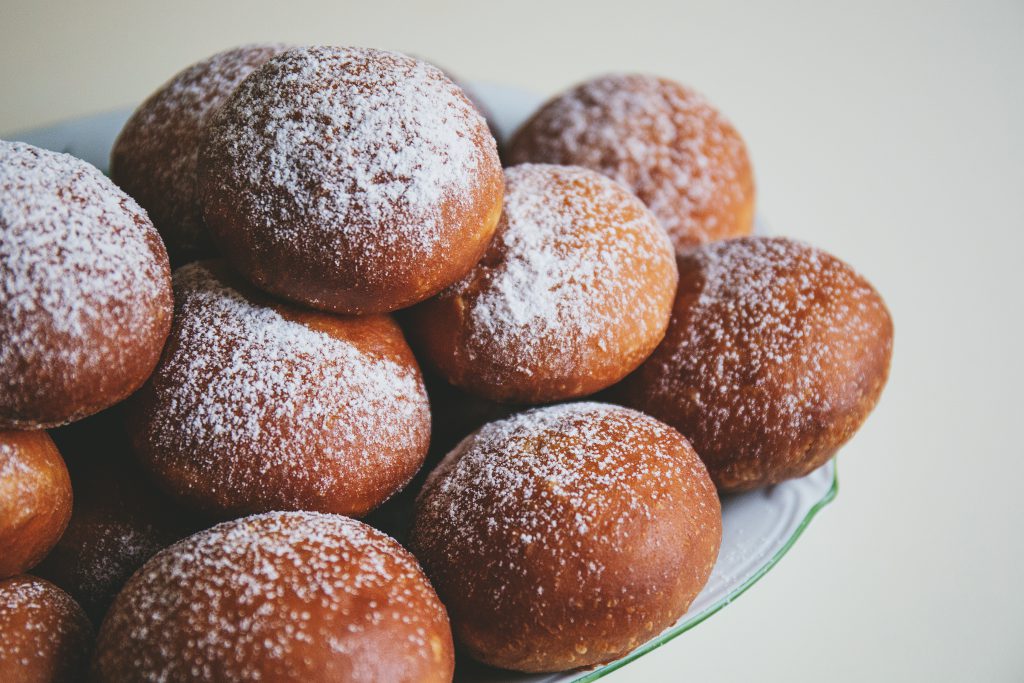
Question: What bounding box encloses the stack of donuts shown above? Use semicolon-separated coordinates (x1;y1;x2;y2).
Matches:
0;44;893;681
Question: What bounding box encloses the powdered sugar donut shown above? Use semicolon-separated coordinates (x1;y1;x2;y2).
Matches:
0;576;93;682
508;75;755;251
127;261;430;518
411;402;721;672
111;44;291;261
93;512;454;682
0;141;173;429
0;430;72;579
406;164;677;404
198;46;504;314
616;237;894;491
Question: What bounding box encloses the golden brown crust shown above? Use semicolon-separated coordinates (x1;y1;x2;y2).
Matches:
411;403;721;672
616;237;894;491
0;142;173;430
127;261;431;518
110;44;291;263
406;164;677;404
93;512;454;682
198;46;504;314
508;74;755;251
0;431;72;578
0;576;93;683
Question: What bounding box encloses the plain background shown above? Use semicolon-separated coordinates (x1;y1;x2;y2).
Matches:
2;0;1021;680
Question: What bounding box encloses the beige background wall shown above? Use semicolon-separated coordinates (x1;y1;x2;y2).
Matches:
3;1;1022;680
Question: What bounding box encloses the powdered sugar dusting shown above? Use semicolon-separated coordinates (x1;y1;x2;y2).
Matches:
1;141;169;423
135;262;428;513
68;519;167;617
200;46;494;269
414;402;716;608
627;237;893;485
111;44;291;255
443;164;675;383
0;576;92;669
95;512;448;680
509;75;752;247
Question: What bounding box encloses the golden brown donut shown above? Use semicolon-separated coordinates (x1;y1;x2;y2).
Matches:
0;575;93;683
111;44;291;262
411;402;721;672
405;164;677;404
198;46;504;314
616;237;894;491
0;430;71;578
0;141;173;429
34;409;202;623
93;511;454;682
127;260;431;518
508;74;755;251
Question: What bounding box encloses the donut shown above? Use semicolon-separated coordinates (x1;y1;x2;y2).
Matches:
405;164;677;404
127;260;431;518
93;511;454;682
35;409;201;623
111;44;291;262
508;74;755;251
615;237;894;491
411;402;721;672
0;430;72;578
198;46;504;314
0;576;93;682
0;141;173;429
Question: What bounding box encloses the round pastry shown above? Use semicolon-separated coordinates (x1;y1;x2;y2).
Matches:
411;402;721;672
127;260;431;518
0;141;173;429
508;74;755;251
93;511;454;682
616;237;894;491
405;164;677;404
35;410;201;623
111;44;291;262
0;430;72;578
198;46;504;314
0;575;93;682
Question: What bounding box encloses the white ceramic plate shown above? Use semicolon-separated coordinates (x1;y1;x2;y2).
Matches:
7;84;838;683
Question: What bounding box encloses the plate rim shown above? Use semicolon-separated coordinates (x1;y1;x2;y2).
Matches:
572;461;839;682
